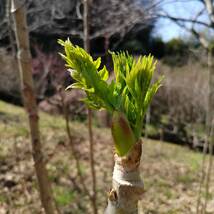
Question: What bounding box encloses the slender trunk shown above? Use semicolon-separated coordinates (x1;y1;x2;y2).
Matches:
88;108;97;214
83;0;97;213
105;141;144;214
145;107;150;139
11;1;57;213
196;48;214;214
6;0;16;56
104;34;110;67
203;123;214;214
83;0;90;52
196;50;210;214
60;89;91;198
203;48;214;214
196;136;208;214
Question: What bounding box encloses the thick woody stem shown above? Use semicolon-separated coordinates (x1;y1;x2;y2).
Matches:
105;141;144;214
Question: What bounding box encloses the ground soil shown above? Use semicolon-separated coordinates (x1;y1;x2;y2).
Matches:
0;100;213;214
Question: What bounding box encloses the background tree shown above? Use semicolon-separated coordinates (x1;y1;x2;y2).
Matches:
83;0;98;213
0;0;158;104
11;0;57;213
0;0;157;48
158;1;214;212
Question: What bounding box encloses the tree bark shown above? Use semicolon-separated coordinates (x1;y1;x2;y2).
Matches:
203;47;214;213
105;141;144;214
207;48;214;140
83;0;90;52
11;0;57;213
83;0;98;213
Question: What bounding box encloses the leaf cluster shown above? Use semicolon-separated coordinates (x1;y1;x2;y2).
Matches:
58;38;163;140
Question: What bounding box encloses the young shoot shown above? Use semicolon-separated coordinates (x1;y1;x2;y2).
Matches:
58;38;163;156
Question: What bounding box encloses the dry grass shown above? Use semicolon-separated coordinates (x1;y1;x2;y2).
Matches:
0;100;213;214
0;50;20;98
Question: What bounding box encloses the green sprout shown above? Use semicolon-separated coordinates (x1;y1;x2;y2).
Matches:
58;38;163;156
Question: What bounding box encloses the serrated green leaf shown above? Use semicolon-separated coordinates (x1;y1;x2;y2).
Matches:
98;66;109;81
59;39;163;153
94;57;101;69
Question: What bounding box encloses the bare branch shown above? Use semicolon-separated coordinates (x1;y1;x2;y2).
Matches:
203;0;214;24
158;12;211;28
1;0;157;42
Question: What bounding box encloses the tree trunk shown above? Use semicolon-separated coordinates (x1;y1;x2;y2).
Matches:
11;0;57;213
6;0;16;56
83;0;97;213
203;47;214;213
205;48;214;147
105;141;144;214
207;48;214;138
83;0;90;52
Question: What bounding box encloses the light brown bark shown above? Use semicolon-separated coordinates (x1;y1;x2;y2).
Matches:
203;48;214;214
83;0;98;213
105;141;144;214
11;0;57;213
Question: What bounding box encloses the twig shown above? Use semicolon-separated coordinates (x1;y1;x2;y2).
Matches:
203;120;214;214
196;135;208;214
59;89;91;199
196;50;211;214
83;0;98;213
88;108;97;214
202;49;214;214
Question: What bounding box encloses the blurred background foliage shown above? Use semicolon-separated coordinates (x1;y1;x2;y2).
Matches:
0;0;212;149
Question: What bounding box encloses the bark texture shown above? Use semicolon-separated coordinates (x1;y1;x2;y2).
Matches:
207;49;214;136
11;0;57;213
83;0;98;213
105;141;144;214
203;48;214;212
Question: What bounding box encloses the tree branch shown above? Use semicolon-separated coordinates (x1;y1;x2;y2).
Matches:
158;12;211;28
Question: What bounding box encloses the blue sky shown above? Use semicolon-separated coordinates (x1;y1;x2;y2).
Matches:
155;0;208;41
